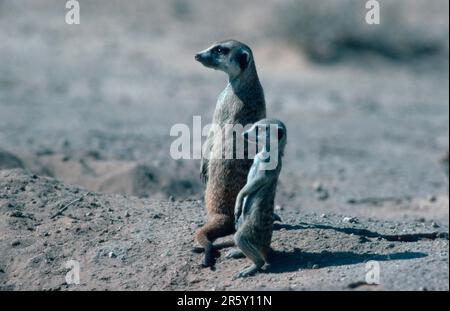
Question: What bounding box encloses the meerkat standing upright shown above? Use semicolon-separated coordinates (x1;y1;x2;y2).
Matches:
229;119;287;278
194;40;266;267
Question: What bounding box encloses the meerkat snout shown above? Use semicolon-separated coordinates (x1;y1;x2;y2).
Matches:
195;40;253;78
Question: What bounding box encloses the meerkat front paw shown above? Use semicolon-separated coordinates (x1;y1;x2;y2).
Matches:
225;248;245;259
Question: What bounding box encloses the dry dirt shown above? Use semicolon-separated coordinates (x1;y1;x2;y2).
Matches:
0;169;448;291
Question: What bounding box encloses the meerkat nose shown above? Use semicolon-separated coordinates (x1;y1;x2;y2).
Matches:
195;53;202;61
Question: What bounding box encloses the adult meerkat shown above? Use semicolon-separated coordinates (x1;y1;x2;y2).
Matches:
228;119;287;278
194;40;266;267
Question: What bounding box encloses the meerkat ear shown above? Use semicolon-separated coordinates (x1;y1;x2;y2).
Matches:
236;49;250;71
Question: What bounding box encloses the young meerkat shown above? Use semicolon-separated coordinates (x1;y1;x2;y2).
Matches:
194;40;266;267
228;118;287;279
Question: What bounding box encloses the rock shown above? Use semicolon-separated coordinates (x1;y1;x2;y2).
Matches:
320;213;327;218
313;182;324;192
11;240;21;247
169;196;175;202
343;216;358;224
317;191;329;201
428;195;437;203
124;210;130;218
9;211;26;218
108;251;117;258
312;264;320;269
0;149;24;170
275;205;283;211
85;212;93;217
432;222;440;228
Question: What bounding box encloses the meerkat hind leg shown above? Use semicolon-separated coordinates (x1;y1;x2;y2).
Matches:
203;244;216;269
196;214;234;268
234;236;265;279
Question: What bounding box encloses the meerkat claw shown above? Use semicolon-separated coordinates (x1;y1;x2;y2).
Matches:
233;265;260;279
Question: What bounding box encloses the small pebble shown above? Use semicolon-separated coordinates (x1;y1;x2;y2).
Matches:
313;182;323;192
318;191;329;201
11;240;21;247
108;252;117;258
343;216;358;224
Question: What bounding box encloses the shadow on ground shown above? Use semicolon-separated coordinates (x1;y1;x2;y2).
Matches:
274;223;449;242
267;249;427;274
261;222;439;274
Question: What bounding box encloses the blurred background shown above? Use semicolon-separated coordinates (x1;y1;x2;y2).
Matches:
0;0;448;223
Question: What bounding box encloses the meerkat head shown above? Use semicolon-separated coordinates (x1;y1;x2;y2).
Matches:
243;119;287;155
195;40;253;78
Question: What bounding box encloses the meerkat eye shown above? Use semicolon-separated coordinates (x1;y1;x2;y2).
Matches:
214;46;229;55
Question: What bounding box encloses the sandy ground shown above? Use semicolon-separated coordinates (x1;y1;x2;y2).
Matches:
0;169;448;291
0;0;449;290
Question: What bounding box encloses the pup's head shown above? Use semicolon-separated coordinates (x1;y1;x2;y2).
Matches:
243;118;287;154
195;40;253;78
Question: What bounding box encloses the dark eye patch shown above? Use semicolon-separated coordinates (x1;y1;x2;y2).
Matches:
213;46;230;55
